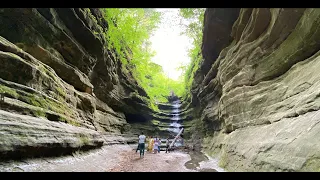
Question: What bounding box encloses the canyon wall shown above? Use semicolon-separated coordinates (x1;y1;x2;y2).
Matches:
189;8;320;172
0;8;152;159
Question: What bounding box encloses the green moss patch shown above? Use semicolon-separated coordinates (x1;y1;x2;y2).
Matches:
218;151;229;168
151;119;160;125
58;116;80;127
32;109;47;118
302;157;320;172
0;84;79;126
79;134;90;146
16;90;72;118
0;85;19;98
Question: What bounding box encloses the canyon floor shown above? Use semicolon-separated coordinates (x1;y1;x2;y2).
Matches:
0;144;225;172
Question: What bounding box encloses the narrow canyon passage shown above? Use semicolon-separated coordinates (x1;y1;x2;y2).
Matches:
1;8;320;172
0;99;225;172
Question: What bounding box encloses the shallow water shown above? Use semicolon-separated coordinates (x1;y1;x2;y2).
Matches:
184;151;209;170
184;151;225;172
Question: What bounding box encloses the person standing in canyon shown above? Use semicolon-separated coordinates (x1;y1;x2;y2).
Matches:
137;132;146;158
153;137;159;154
165;138;170;153
135;134;140;153
148;136;154;152
158;138;161;153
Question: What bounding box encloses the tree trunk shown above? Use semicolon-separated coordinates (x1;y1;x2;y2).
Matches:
169;128;184;149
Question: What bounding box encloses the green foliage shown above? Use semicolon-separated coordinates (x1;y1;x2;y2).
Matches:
101;8;159;64
140;62;185;103
178;8;205;98
101;8;185;105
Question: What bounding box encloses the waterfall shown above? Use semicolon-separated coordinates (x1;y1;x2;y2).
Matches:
167;99;183;146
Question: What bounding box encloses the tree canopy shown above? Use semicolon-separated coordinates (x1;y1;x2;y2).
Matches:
101;8;187;110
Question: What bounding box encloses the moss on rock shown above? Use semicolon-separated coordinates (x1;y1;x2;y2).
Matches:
0;85;19;98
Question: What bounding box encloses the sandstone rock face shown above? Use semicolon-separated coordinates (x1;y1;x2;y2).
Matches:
190;8;320;171
0;110;104;159
0;8;151;158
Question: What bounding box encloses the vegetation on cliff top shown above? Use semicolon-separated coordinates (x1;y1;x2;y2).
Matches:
101;8;184;106
178;8;205;99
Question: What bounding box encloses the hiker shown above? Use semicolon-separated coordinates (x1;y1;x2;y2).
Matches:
135;134;140;153
137;132;146;158
171;144;175;152
148;136;154;152
153;137;159;154
165;138;170;153
145;136;150;151
158;138;161;153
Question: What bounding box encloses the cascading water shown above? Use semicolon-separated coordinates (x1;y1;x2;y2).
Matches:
167;99;184;147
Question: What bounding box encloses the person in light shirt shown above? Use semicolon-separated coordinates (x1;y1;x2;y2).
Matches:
138;132;146;158
153;137;159;154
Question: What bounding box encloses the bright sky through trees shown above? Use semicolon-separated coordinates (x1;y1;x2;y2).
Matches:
101;8;202;104
150;8;193;81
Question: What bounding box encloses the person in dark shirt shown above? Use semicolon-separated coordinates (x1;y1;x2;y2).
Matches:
165;138;170;153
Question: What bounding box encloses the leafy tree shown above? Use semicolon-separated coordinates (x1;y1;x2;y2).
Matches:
101;8;186;110
178;8;205;98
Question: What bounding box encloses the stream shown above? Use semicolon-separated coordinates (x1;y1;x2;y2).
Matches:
184;151;225;172
164;99;225;172
159;99;225;172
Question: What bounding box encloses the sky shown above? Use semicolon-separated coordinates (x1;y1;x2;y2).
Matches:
149;9;193;81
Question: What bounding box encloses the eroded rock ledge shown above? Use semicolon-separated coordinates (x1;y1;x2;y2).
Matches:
0;8;152;158
186;8;320;171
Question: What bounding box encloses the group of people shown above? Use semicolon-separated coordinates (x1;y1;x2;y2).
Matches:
136;132;171;158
